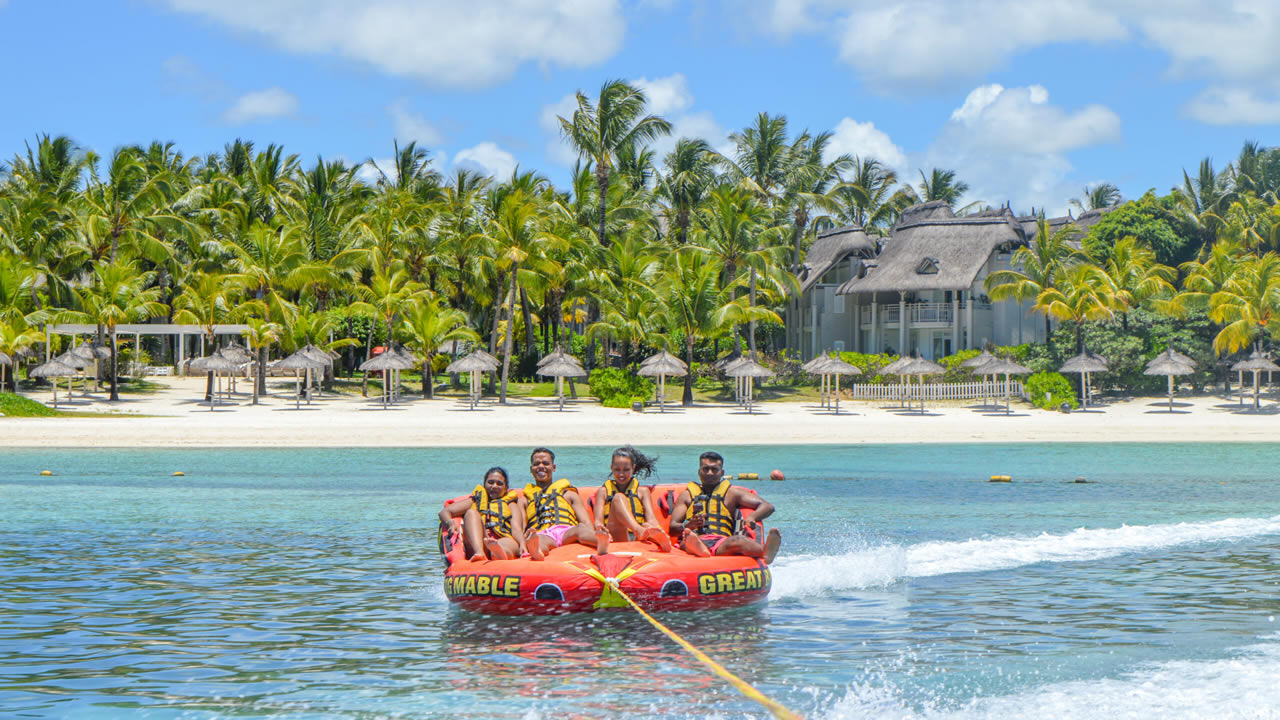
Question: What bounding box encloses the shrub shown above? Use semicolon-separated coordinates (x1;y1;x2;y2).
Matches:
836;351;899;383
588;368;654;408
1025;371;1079;410
430;354;451;375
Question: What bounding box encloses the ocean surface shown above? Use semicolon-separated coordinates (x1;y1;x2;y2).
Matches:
2;443;1279;719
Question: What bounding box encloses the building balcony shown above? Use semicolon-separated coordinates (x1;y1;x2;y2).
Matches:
859;301;992;327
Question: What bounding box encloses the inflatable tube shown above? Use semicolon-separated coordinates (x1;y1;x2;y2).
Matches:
440;483;772;615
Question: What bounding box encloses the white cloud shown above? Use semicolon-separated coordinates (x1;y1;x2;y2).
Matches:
454;142;518;180
165;0;625;88
633;73;693;116
540;92;582;167
223;87;298;124
388;100;442;146
826;118;907;170
1184;87;1280;126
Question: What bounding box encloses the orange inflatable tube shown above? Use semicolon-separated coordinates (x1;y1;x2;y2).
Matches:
439;483;772;615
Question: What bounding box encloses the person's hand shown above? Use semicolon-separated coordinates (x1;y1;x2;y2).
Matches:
741;519;760;538
685;514;705;532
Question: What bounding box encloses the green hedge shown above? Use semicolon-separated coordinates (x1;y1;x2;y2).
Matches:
1025;371;1079;410
588;368;654;408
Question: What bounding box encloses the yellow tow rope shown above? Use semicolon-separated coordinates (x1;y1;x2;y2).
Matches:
577;564;804;720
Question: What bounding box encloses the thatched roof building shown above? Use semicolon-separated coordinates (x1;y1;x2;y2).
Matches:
796;225;876;294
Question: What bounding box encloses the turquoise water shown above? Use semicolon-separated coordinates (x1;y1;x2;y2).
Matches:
3;444;1280;718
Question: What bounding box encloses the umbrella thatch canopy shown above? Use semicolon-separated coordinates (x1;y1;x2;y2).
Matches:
1060;350;1109;409
981;357;1032;415
277;350;329;410
809;356;861;415
57;351;88;370
637;350;688;413
538;356;587;412
1144;349;1196;412
359;348;414;408
1231;350;1279;410
30;357;79;408
537;347;581;368
358;349;402;372
446;350;500;410
0;351;10;365
217;343;253;364
962;349;999;407
725;359;773;414
878;355;914;409
892;356;945;413
190;354;241;411
71;342;112;361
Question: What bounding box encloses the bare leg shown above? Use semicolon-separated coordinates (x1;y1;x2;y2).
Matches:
559;523;600;549
608;494;643;540
494;536;520;558
713;535;765;558
681;530;711;558
526;531;548;561
763;528;782;564
461;507;485;560
639;527;671;552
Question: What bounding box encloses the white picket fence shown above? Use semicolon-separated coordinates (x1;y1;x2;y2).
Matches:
844;380;1025;401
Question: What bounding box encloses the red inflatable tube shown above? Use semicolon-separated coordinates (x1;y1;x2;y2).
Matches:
439;483;772;615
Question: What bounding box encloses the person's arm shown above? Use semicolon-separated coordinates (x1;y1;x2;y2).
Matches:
668;489;698;535
566;490;592;528
638;488;660;530
438;497;474;527
592;487;608;532
733;489;774;536
508;497;526;552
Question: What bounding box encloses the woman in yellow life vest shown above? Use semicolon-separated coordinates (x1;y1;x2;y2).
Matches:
437;467;524;561
591;445;671;553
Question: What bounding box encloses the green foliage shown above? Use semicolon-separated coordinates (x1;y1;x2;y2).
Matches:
0;391;61;417
1025;372;1079;410
835;351;899;383
1083;192;1197;266
431;354;450;375
588;367;654;408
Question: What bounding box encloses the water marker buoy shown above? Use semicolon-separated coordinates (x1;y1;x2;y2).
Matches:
172;471;185;477
39;470;52;476
769;469;785;481
989;475;1011;482
737;472;759;480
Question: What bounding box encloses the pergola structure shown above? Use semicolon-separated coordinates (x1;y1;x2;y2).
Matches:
46;324;251;373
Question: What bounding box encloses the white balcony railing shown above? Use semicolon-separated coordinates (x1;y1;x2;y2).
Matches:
860;301;992;326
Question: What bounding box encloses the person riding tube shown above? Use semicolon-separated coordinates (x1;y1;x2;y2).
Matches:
438;466;524;561
592;445;672;554
668;451;782;563
518;447;600;560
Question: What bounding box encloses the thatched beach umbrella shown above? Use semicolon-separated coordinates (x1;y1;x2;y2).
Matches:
803;354;835;409
537;356;587;411
962;350;998;408
29;356;79;408
1143;349;1196;413
189;354;241;411
894;356;945;414
1231;350;1279;411
725;358;774;415
0;351;10;393
808;356;861;415
359;347;414;408
638;350;688;413
70;342;112;393
278;350;328;410
1060;350;1109;410
880;355;913;408
982;357;1032;415
717;356;751;405
446;350;500;410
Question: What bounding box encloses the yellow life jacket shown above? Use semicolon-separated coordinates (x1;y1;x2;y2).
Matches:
472;484;518;538
600;477;645;525
524;478;578;531
685;479;736;536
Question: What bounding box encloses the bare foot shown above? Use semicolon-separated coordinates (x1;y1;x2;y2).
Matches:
640;527;672;552
527;538;545;561
468;552;485;563
595;530;611;556
681;529;710;558
763;528;782;564
484;539;510;561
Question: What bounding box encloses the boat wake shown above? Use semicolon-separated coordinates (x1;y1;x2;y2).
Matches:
771;514;1280;599
822;637;1280;719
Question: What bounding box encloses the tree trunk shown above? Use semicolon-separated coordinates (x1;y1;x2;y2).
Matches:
109;329;119;401
597;171;609;248
361;323;373;398
748;267;759;360
499;266;519;403
520;287;536;371
423;355;433;399
683;336;695;406
486;269;506;395
255;346;266;404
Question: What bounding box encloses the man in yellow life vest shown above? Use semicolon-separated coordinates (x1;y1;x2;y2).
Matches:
591;445;672;554
668;451;782;563
518;447;601;560
438;467;524;561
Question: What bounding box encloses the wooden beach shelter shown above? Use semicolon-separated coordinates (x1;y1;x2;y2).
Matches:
802;354;835;409
1060;350;1109;410
725;358;774;415
880;355;914;409
808;356;861;415
1143;349;1196;413
1230;350;1279;411
298;343;335;398
537;355;587;412
638;350;688;413
216;343;253;397
446;350;500;410
278;350;328;410
961;349;998;408
894;355;945;414
70;342;111;393
981;357;1032;415
29;356;79;409
56;351;90;398
189;354;240;411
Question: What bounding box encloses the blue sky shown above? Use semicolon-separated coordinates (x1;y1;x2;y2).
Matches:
2;0;1277;214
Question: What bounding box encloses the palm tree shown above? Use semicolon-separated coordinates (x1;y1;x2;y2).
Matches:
782;130;852;266
74;261;167;400
656;138;717;246
656;250;731;405
985;215;1085;340
401;297;479;398
1206;253;1280;355
1101;235;1175;328
830;156;905;237
172;272;242;400
0;319;43;391
1034;264;1118;352
912;168;974;211
722;112;792;205
240;317;281;405
557;79;671;248
1071;183;1121;211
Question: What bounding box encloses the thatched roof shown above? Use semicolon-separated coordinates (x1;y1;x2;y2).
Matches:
811;356;862;376
71;342;112;360
800;354;832;372
189;354;241;372
982;357;1031;375
0;351;10;365
725;358;774;378
1231;350;1280;373
961;350;997;369
537;348;581;369
537;357;587;378
358;347;413;372
56;351;87;370
299;344;335;365
796;225;876;294
1144;348;1196;376
1061;350;1109;373
714;352;744;371
880;355;913;375
837;206;1026;294
29;358;79;377
899;200;955;224
217;344;253;364
278;350;329;371
894;356;945;376
637;350;688;377
1019;207;1115;248
446;350;499;373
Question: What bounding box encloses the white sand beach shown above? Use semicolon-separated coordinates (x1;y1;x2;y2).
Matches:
2;376;1277;448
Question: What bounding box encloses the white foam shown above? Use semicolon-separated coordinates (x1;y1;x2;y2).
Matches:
823;639;1280;719
770;515;1280;599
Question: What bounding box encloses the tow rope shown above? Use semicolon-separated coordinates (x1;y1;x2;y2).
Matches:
575;558;804;720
